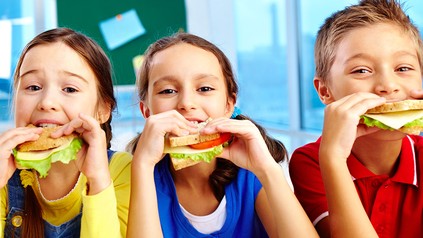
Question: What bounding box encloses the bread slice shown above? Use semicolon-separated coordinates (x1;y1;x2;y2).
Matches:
170;157;201;170
17;125;78;152
366;100;423;114
168;118;220;147
169;133;220;147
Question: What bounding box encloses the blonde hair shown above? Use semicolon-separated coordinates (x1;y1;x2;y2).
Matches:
314;0;423;82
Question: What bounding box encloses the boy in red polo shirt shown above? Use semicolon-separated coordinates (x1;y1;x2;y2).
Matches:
289;0;423;237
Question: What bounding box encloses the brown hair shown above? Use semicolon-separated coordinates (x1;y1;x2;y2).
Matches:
315;0;423;82
12;27;116;237
135;32;288;200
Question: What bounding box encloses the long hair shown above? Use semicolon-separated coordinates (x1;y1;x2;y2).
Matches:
134;32;288;200
12;27;116;237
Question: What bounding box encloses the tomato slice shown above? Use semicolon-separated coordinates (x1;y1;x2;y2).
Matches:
188;133;232;150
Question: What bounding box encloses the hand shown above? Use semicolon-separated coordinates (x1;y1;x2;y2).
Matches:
0;126;42;188
132;110;198;169
319;92;386;161
51;113;110;194
202;118;275;177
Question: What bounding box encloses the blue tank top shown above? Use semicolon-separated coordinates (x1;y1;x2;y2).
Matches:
154;156;268;237
4;150;115;238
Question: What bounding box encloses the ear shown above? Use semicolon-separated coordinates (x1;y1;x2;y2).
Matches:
97;102;111;124
139;101;150;118
314;77;335;105
225;93;236;118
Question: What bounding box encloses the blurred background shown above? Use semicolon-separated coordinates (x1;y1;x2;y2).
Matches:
1;0;423;156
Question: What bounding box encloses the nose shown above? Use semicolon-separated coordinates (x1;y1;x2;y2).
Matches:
177;90;197;112
37;90;58;111
374;74;400;96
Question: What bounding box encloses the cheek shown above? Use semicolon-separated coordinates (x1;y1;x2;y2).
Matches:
149;100;174;114
14;97;33;126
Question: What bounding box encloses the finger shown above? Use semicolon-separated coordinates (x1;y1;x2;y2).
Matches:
0;128;42;157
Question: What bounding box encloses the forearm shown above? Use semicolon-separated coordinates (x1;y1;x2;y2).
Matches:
81;183;121;238
127;163;163;238
319;152;377;238
258;163;318;238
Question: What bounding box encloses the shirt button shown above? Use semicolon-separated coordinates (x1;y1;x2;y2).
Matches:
371;180;380;188
11;215;23;227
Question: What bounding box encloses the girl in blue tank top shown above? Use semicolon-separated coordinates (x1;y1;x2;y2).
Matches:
126;32;318;238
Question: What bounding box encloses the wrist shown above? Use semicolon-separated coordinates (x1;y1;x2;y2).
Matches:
86;172;111;195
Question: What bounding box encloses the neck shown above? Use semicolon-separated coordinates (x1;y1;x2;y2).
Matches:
171;159;216;189
352;135;404;176
37;161;80;200
171;159;220;215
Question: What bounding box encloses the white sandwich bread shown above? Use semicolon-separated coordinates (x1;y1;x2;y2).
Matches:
163;121;232;170
13;124;83;177
361;99;423;135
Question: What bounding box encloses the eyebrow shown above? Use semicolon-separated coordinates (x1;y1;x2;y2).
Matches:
152;74;220;86
20;69;89;84
344;50;418;65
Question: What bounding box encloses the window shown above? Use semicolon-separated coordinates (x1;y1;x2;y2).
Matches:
234;0;288;128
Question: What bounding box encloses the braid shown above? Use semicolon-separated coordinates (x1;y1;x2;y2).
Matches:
209;158;239;201
21;186;44;237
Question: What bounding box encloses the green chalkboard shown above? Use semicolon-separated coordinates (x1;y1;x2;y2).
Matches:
57;0;187;85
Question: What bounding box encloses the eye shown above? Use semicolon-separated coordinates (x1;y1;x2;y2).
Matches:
352;68;370;74
198;86;214;92
26;85;42;91
397;66;412;72
63;87;78;93
159;89;177;94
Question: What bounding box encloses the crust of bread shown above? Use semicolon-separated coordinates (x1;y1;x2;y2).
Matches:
168;119;220;147
170;157;201;170
366;100;423;114
169;133;220;147
17;125;78;152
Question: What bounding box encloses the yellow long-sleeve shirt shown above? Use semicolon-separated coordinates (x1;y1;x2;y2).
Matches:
0;151;131;238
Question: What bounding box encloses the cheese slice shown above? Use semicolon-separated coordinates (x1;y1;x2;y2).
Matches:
16;139;73;161
364;110;423;129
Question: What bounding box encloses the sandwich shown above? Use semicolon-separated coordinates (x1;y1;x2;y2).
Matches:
13;124;84;178
361;99;423;135
163;121;232;170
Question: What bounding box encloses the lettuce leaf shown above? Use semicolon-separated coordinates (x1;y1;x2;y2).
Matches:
170;145;223;163
360;115;423;130
14;138;83;178
360;115;393;130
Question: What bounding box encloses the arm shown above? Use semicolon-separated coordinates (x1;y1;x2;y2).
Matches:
55;113;120;237
255;163;318;238
81;183;121;238
318;92;383;237
1;188;5;238
289;143;332;237
204;118;318;237
127;156;162;238
126;110;199;238
79;152;132;238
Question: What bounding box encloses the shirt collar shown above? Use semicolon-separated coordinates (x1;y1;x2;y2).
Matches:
347;135;417;187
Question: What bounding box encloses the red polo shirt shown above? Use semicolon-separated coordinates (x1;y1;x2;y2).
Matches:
289;135;423;238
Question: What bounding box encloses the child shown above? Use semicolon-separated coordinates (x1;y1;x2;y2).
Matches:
289;0;423;237
126;33;318;237
0;28;132;237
